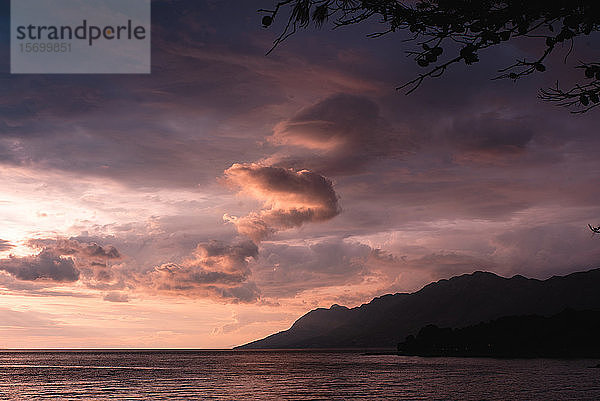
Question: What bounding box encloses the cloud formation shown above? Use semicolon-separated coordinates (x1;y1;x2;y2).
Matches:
268;93;410;175
224;163;341;242
28;238;121;260
0;238;123;284
27;238;122;283
448;113;534;154
0;249;80;282
103;292;130;303
254;239;373;298
0;239;13;252
144;240;260;302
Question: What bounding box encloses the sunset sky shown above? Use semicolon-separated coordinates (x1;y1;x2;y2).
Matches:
1;1;600;348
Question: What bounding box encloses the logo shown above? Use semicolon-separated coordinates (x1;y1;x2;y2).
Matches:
11;0;151;74
15;20;147;47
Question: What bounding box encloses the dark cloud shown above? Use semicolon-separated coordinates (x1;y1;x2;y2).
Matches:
143;240;261;303
210;282;262;304
253;239;372;298
0;249;80;282
0;238;127;291
103;292;130;303
0;271;95;298
224;163;341;242
269;93;411;175
447;112;535;157
0;239;13;252
81;243;121;259
27;238;122;283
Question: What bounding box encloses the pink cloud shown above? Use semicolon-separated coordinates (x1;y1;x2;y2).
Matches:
142;240;261;303
223;163;341;242
267;93;411;175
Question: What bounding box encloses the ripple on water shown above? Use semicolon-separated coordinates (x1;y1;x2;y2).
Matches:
0;351;598;400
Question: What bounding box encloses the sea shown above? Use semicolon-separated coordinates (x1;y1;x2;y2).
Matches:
0;350;598;400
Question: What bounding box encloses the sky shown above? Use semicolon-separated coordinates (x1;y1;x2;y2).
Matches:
1;0;600;349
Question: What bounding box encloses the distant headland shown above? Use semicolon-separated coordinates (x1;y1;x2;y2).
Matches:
237;268;600;356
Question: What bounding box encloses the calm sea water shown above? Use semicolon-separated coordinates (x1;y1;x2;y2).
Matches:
0;350;598;400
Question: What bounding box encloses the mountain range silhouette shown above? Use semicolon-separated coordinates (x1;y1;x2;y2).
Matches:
237;268;600;349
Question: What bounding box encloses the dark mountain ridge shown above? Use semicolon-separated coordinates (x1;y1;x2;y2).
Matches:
237;268;600;349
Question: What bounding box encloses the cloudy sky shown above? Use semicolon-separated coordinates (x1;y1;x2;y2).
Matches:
1;0;600;348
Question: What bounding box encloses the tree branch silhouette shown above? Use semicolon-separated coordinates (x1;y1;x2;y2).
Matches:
260;0;600;113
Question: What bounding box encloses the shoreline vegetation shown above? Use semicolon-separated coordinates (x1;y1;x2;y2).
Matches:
397;309;600;358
